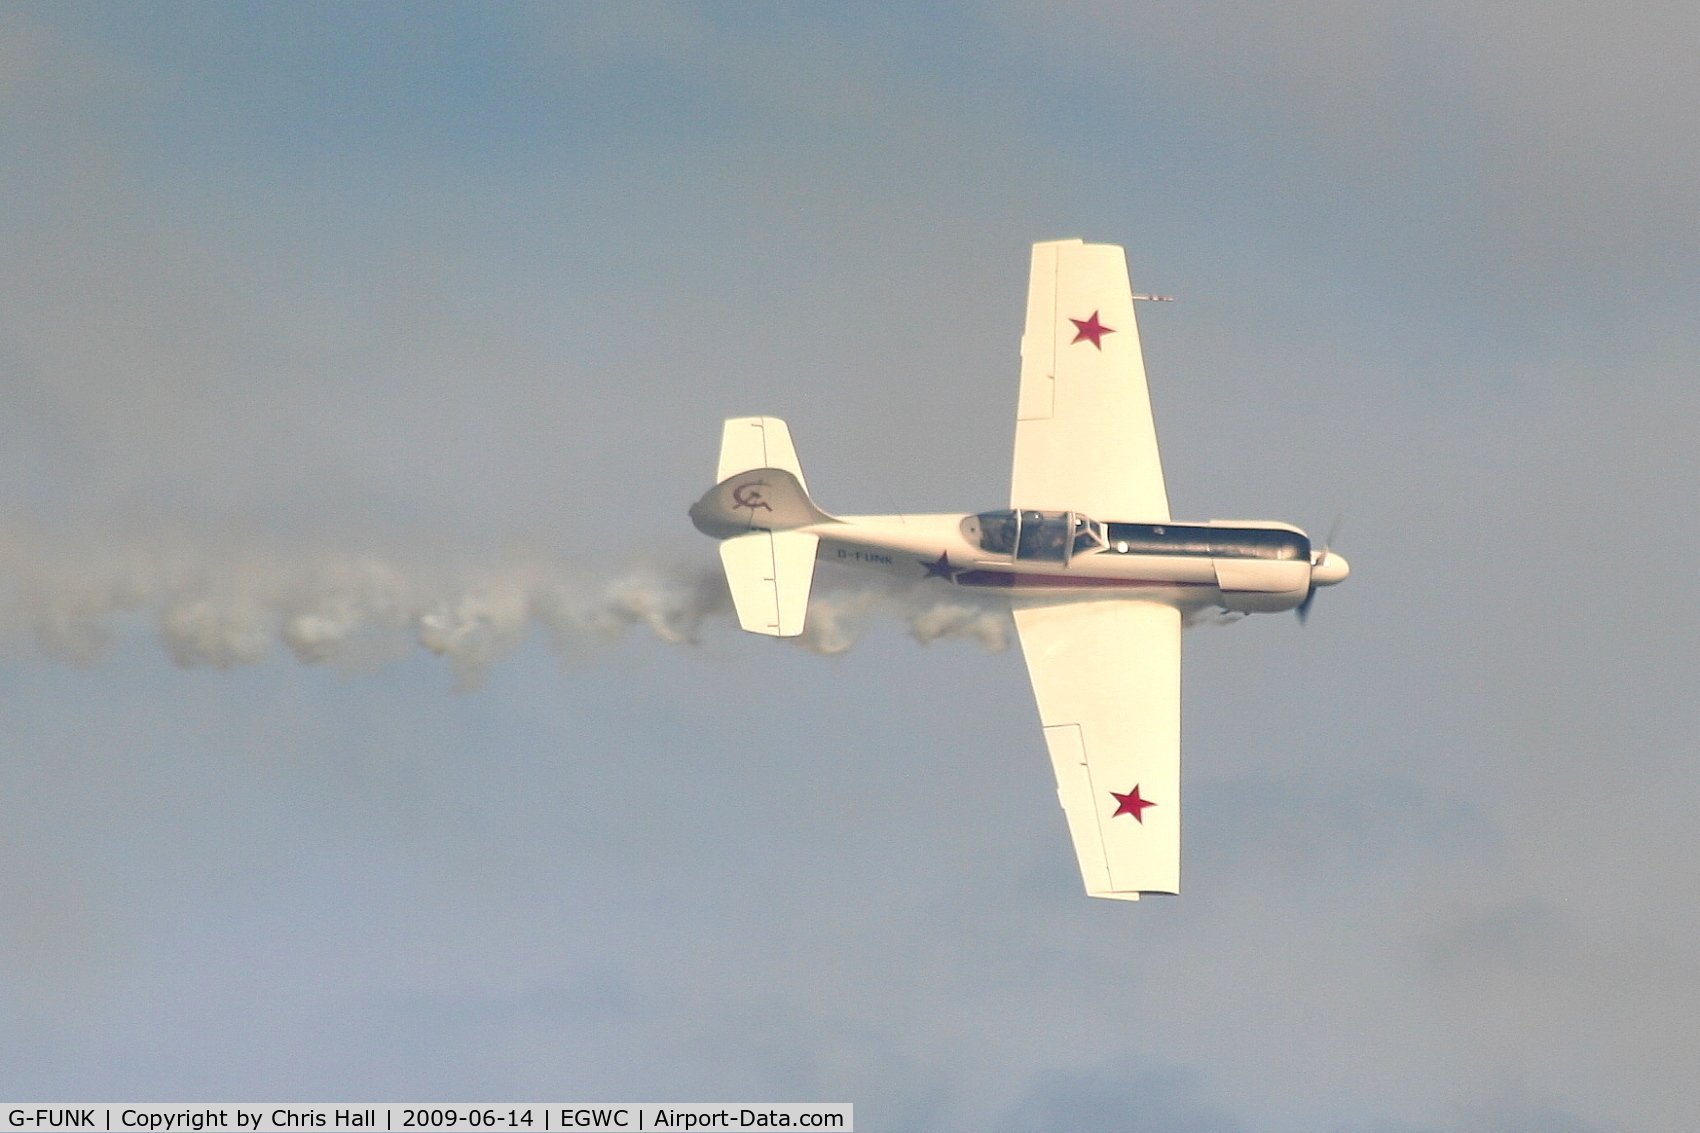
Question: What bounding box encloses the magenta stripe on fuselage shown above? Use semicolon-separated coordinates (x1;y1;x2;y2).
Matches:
951;569;1214;590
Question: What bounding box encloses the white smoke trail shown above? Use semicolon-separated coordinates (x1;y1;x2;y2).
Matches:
0;527;1009;688
798;575;1011;656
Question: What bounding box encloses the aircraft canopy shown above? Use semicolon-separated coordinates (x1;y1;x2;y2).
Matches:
967;509;1105;561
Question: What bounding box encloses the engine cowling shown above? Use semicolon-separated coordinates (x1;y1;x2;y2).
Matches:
1214;556;1311;613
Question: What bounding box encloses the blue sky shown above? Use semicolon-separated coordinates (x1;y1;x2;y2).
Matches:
1;4;1696;1131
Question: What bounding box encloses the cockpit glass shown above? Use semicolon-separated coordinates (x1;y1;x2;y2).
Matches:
973;513;1304;561
968;509;1084;561
1016;511;1070;561
969;510;1018;555
1102;523;1309;560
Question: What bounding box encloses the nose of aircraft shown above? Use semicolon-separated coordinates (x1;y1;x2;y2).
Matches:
1311;551;1350;586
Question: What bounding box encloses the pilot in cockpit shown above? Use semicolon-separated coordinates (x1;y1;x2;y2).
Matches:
968;510;1104;562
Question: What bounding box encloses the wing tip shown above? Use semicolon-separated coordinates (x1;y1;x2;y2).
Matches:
1087;888;1180;902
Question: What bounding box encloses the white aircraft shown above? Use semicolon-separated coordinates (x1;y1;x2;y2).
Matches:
690;239;1348;900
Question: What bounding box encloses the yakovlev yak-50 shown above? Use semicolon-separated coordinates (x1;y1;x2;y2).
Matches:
691;239;1348;900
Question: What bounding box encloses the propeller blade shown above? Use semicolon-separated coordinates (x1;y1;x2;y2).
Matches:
1296;586;1317;624
1300;514;1344;624
1316;513;1343;565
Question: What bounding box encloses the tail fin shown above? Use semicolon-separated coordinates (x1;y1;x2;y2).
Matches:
691;417;832;638
690;417;835;538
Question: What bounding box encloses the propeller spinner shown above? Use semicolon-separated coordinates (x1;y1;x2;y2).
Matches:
1297;518;1349;623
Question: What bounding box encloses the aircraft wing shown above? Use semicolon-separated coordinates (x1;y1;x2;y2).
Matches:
1013;598;1181;899
1011;239;1169;521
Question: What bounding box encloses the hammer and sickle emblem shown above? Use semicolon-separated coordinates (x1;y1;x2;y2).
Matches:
731;481;773;511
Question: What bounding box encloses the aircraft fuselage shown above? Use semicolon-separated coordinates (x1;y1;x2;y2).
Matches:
800;509;1344;615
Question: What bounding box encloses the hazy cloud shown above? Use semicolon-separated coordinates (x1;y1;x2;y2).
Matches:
0;5;1693;1131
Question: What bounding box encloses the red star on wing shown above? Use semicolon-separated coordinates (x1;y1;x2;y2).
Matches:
1069;310;1115;350
1110;785;1155;823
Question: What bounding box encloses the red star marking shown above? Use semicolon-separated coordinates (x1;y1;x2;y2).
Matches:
1110;785;1155;823
1069;310;1115;350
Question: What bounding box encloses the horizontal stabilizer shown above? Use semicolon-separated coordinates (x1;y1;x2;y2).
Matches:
696;415;828;638
720;530;820;637
717;417;810;490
